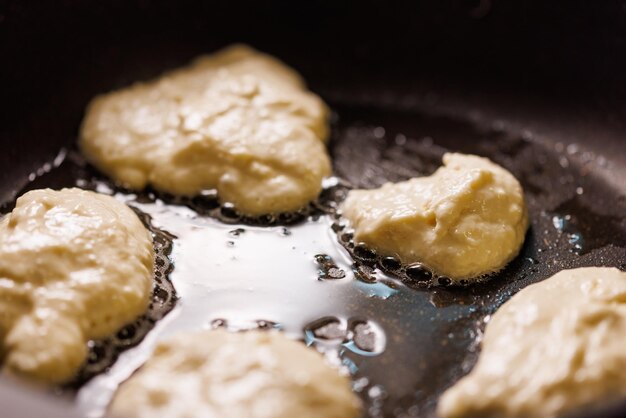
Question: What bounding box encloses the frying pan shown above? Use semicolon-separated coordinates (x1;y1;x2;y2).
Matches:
1;1;625;417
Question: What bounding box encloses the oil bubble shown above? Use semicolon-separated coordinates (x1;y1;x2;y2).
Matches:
405;264;433;282
304;317;347;343
228;228;245;237
314;254;346;280
353;243;377;261
346;319;386;356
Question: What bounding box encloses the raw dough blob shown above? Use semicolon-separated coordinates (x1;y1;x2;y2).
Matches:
80;44;331;216
0;188;154;384
110;329;361;418
341;153;528;282
438;267;626;418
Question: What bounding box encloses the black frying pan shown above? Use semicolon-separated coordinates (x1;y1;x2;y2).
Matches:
1;1;625;417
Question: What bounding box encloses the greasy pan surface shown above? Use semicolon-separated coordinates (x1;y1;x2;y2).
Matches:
1;1;625;417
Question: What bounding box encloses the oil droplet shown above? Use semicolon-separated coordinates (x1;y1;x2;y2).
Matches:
405;264;433;282
437;277;452;286
340;231;354;243
219;203;240;221
568;233;584;254
353;264;376;284
353;243;377;261
255;319;280;330
331;222;345;233
347;319;386;355
304;317;347;343
395;134;407;146
228;228;245;237
379;257;401;271
153;287;169;304
210;318;228;329
525;257;538;265
368;384;388;400
314;254;346;280
552;214;570;232
566;143;579;155
373;127;386;138
353;377;370;392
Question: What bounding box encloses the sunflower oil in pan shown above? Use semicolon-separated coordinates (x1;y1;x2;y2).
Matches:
4;149;459;418
60;164;487;417
5;106;625;417
0;147;560;418
73;180;395;417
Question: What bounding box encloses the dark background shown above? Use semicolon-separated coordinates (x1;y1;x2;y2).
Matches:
1;1;625;193
0;1;625;417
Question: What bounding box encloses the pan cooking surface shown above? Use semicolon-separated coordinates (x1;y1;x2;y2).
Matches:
1;100;625;418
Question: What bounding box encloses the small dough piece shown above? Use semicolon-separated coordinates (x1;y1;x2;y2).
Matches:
110;329;361;418
80;44;331;216
341;153;528;281
0;188;153;384
438;267;626;418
